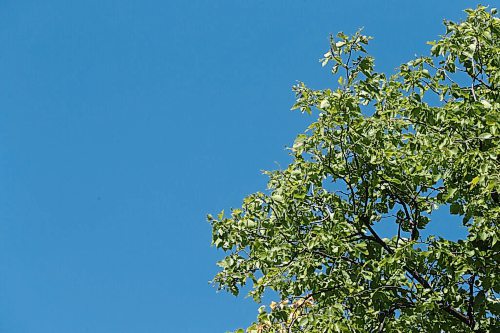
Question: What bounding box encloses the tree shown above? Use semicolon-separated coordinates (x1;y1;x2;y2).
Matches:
209;6;499;332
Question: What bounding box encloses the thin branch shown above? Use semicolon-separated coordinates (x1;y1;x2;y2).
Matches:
468;274;476;329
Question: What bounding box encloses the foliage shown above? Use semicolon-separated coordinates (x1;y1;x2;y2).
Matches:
209;6;499;332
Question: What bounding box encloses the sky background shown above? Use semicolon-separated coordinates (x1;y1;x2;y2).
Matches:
0;1;491;332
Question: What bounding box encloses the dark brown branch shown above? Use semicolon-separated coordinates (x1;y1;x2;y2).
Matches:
468;274;476;329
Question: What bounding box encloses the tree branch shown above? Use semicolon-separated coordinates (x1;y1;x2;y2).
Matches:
361;215;472;327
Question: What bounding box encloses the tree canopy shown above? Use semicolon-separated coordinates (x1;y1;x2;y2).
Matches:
209;6;499;332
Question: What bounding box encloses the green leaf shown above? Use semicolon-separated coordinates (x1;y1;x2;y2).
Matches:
450;202;461;215
478;133;492;140
320;99;330;109
470;176;480;189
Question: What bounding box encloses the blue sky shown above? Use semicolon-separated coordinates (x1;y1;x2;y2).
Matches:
0;1;488;332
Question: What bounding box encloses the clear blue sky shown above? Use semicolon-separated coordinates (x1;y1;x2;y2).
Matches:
0;1;489;332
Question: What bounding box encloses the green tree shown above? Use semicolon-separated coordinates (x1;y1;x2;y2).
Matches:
209;6;499;332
